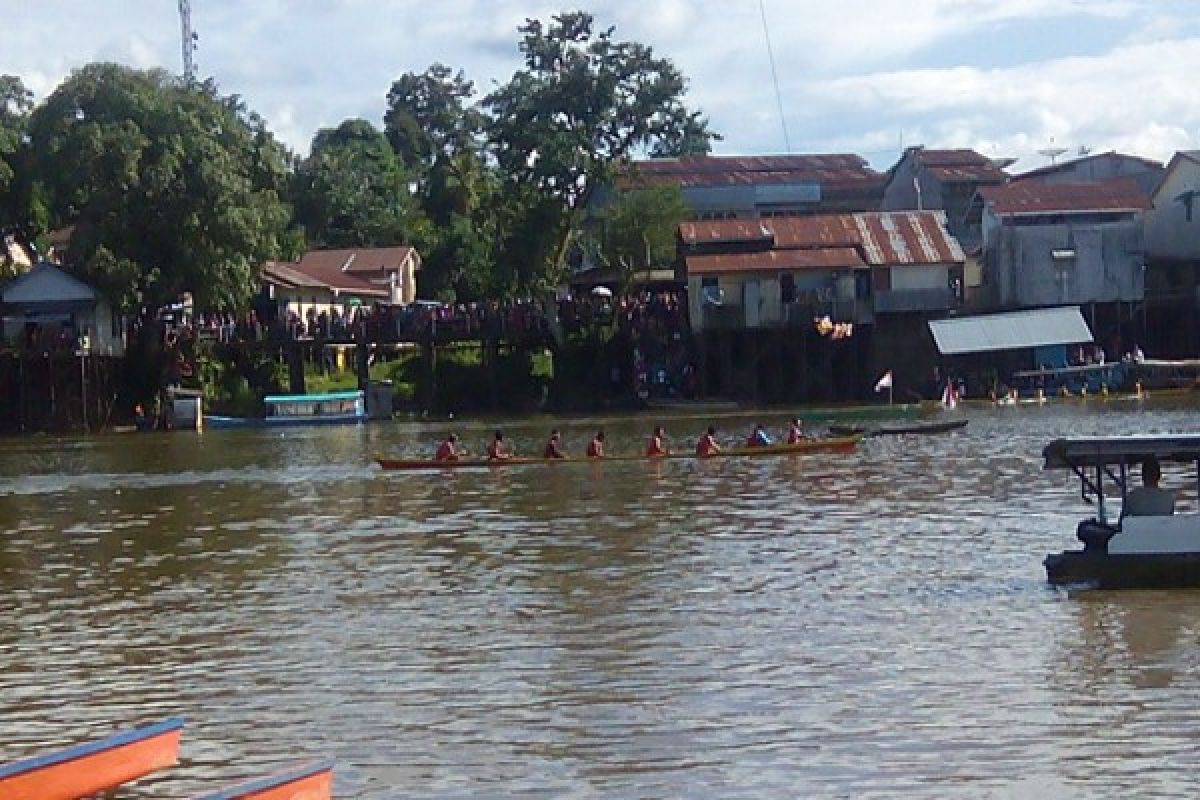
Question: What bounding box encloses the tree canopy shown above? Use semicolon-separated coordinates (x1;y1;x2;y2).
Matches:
0;75;40;277
294;118;414;248
0;10;717;309
484;11;715;290
26;63;292;312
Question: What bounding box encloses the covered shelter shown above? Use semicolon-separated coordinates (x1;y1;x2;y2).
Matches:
926;306;1123;394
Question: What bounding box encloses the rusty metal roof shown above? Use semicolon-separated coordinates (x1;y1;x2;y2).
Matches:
686;247;864;275
626;153;885;190
978;178;1151;216
916;149;1010;184
680;211;964;273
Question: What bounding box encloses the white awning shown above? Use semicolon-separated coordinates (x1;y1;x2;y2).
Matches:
928;306;1093;355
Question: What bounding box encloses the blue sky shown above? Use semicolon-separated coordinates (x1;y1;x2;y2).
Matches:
5;0;1200;171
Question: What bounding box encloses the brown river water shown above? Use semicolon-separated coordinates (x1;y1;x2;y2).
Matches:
2;399;1200;798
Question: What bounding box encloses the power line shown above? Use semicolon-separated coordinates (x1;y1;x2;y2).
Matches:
758;0;791;153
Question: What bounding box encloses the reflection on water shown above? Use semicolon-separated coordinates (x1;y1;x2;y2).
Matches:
1;401;1200;797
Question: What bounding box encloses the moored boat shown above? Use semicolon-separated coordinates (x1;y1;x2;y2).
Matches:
831;419;969;437
206;390;366;429
376;435;861;471
1043;435;1200;588
196;760;334;800
0;717;184;800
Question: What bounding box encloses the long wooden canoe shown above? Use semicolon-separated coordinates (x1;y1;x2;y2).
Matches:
196;760;334;800
376;435;861;470
0;718;184;800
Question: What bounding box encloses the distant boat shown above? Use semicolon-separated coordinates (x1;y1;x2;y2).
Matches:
831;419;969;437
196;760;334;800
0;718;183;800
206;390;366;429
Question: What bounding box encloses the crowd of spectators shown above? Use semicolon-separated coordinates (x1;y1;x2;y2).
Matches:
615;291;692;399
145;288;696;399
189;301;557;349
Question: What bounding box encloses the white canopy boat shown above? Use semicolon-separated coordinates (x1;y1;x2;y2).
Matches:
1043;434;1200;588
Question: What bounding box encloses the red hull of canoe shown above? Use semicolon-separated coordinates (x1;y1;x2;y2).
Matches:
197;761;334;800
0;718;183;800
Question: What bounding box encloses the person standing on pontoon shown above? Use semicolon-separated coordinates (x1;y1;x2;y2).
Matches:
1123;456;1176;517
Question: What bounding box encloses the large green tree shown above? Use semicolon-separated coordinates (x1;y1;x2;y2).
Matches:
484;11;716;290
294;117;413;248
384;65;495;300
27;63;291;312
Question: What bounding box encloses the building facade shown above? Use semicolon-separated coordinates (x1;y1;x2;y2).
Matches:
1143;150;1200;356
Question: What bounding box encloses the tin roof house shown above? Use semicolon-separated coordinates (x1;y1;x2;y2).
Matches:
969;178;1152;312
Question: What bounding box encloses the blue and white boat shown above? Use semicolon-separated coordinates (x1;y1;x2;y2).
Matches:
205;390;366;429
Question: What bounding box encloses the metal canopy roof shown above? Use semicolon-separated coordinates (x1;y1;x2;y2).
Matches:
1044;435;1200;469
928;306;1093;355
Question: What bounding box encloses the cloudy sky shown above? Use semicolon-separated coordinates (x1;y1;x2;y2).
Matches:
5;0;1200;171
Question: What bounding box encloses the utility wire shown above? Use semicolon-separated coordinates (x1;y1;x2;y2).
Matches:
758;0;792;153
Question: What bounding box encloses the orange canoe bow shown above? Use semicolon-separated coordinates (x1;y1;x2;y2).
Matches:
196;760;334;800
0;718;183;800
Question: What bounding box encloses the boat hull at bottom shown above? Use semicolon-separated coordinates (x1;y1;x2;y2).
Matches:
1045;550;1200;588
377;436;860;471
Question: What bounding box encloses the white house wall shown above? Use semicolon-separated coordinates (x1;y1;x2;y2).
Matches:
1146;159;1200;261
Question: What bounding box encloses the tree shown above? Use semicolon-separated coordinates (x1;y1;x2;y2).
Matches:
384;65;494;300
294;118;414;248
26;63;291;312
484;11;715;290
384;64;483;182
581;185;688;293
0;75;40;278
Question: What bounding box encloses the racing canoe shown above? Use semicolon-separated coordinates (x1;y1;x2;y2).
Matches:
196;760;334;800
376;435;861;471
0;718;184;800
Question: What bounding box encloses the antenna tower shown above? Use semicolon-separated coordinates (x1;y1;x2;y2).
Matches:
178;0;197;83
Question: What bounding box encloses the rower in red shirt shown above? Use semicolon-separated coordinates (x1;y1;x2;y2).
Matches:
487;430;513;460
695;425;722;457
645;425;669;457
543;429;566;459
587;430;606;458
787;418;805;444
435;432;463;461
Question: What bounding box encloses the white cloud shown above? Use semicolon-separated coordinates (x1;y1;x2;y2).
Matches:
1;0;1198;169
802;36;1200;167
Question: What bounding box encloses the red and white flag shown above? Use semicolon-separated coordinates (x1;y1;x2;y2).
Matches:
874;370;893;393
